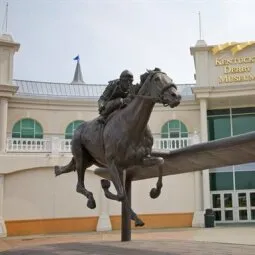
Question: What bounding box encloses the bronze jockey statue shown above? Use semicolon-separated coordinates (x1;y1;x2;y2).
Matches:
97;70;136;124
97;68;161;124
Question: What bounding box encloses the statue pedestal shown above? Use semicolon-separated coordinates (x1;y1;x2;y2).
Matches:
96;212;112;232
96;187;112;232
192;210;205;227
0;217;6;237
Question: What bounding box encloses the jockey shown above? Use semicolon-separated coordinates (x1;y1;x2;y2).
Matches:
97;70;136;124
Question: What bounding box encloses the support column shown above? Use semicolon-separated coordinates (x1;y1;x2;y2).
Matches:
0;98;8;153
191;131;203;227
96;186;112;232
200;99;210;211
0;175;6;236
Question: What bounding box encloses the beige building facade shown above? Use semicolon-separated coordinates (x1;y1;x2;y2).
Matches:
0;34;255;237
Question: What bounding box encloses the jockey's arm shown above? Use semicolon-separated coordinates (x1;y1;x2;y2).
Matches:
98;82;116;110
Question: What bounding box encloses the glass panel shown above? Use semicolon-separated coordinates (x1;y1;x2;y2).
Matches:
235;171;255;190
168;120;179;129
161;122;169;138
238;193;247;207
214;211;221;221
65;121;83;139
169;132;179;138
232;107;255;114
225;210;233;221
73;120;83;129
207;109;230;116
34;133;43;139
21;129;34;138
12;121;21;133
251;210;255;220
224;193;233;208
212;194;221;208
21;119;34;129
232;115;255;136
181;132;188;138
250;193;255;207
12;132;21;138
208;115;231;141
34;122;43;134
239;210;248;220
180;122;188;133
210;172;234;191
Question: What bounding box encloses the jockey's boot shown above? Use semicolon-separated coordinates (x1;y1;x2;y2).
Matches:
97;115;106;125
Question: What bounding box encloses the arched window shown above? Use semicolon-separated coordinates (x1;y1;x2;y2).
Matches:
12;118;43;138
65;120;83;139
161;120;188;138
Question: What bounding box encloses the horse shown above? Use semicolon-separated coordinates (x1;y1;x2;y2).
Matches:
54;69;182;227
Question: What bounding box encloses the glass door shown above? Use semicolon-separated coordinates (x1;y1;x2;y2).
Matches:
211;191;234;222
236;191;249;222
249;191;255;221
235;190;255;222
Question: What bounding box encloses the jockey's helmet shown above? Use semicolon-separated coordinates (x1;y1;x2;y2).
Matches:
120;70;134;82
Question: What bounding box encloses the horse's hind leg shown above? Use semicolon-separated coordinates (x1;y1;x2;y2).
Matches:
75;149;96;209
54;157;75;177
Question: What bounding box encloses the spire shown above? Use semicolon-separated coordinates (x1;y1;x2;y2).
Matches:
71;55;85;84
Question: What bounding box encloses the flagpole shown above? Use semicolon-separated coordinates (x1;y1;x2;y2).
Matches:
1;2;9;33
5;2;8;33
199;11;201;40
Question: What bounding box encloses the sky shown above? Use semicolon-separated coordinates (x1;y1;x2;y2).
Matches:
0;0;255;85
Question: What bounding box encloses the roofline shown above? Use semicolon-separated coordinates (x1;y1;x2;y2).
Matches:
13;79;195;87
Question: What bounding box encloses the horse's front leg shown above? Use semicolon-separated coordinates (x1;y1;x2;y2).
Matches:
143;155;164;199
103;162;144;227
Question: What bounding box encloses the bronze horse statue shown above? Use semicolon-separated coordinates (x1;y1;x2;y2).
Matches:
54;69;181;227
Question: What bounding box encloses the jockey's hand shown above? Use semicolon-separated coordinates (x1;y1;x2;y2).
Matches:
123;97;131;105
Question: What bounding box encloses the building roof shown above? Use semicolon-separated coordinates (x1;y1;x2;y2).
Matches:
13;79;195;100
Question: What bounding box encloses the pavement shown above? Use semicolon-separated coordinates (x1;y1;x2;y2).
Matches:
0;226;255;254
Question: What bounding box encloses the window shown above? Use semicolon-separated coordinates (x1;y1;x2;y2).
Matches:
208;115;231;140
12;118;43;139
65;120;83;139
210;172;234;191
161;120;188;139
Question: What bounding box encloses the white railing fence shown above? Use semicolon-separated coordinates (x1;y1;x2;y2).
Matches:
6;132;200;153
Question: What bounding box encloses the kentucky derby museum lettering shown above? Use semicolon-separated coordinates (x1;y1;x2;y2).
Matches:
215;56;255;84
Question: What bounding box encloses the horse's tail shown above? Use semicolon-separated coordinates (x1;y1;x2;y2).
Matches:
54;157;76;176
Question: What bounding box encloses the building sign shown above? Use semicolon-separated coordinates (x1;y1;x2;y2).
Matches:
212;41;255;84
215;56;255;84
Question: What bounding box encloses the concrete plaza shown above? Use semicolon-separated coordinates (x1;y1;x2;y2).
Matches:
0;226;255;254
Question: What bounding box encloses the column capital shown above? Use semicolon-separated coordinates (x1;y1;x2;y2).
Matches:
0;84;18;98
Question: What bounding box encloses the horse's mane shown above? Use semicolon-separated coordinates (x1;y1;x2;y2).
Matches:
129;68;162;96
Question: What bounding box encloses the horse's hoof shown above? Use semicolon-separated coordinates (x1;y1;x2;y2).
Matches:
54;166;60;177
135;218;145;227
87;198;96;209
101;179;110;189
150;188;161;199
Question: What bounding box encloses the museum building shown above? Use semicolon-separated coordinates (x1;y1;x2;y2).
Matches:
0;33;255;237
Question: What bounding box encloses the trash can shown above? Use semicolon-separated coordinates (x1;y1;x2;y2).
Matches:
204;208;215;228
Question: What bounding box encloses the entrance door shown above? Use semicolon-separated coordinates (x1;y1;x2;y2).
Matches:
235;190;255;222
211;190;255;223
211;191;234;222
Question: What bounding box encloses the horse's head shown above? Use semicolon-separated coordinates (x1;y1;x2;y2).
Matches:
140;69;181;108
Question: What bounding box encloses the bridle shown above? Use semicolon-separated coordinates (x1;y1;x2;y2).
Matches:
130;71;178;106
